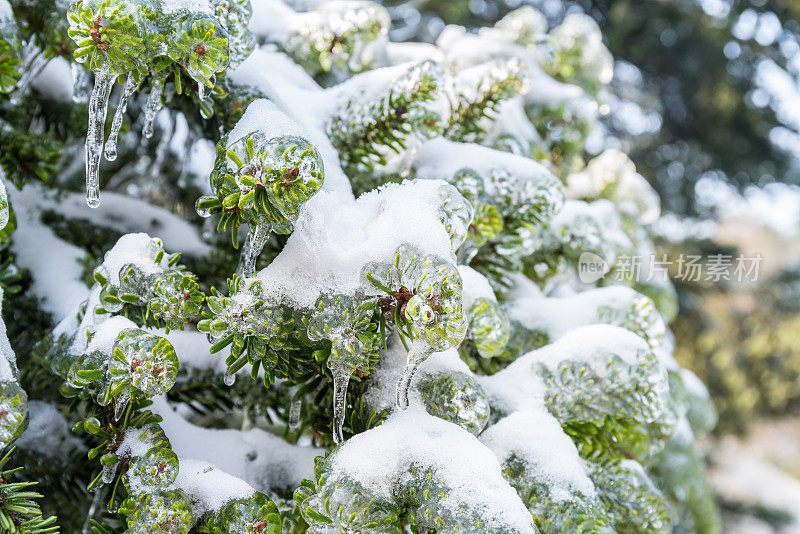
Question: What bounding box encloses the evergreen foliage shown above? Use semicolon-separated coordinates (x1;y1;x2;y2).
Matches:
0;0;722;532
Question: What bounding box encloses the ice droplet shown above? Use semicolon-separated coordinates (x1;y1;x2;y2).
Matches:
104;74;138;161
332;367;350;444
85;70;115;208
223;372;235;386
237;222;270;278
142;75;165;139
195;195;216;218
197;82;207;101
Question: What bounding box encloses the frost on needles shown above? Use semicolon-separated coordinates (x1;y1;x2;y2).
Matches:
0;0;721;532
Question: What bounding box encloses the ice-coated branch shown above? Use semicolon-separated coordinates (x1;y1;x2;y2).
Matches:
196;99;324;277
362;244;466;408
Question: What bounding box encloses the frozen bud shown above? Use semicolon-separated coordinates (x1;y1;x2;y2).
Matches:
128;446;180;492
416;371;490;435
126;490;194;533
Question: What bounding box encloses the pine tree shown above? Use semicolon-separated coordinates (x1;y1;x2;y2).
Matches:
0;0;721;532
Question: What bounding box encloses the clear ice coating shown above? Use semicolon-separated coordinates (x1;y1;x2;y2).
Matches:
104;74;138;161
72;62;91;103
288;396;302;430
307;292;380;443
142;75;165;139
85;69;115;208
362;245;466;409
331;367;350;444
128;447;180;492
223;371;235;386
238;221;270;278
0;177;8;231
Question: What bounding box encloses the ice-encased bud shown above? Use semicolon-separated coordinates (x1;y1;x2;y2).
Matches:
435;183;474;252
68;0;152;74
128;446;179;492
0;380;27;448
307;291;381;443
126;490;194;533
416;371;490;435
94;233;204;330
588;460;671;533
566;149;660;225
284;0;390;78
295;470;402;533
166;12;229;91
307;292;380;375
209;492;279;533
362;244;466;408
113;328;178;396
543;13;613;92
208;125;324;240
211;0;254;67
467;297;510;358
364;244;466;353
493;6;548;47
0;8;20;94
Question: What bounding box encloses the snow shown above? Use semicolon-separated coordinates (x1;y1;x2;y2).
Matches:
507;285;660;342
458;265;496;308
480;408;596;502
15;401;84;460
328;406;536;532
249;0;297;43
98;233;163;284
85;316;137;355
414;137;555;185
479;324;650;413
153;397;319;494
173;459;255;515
31;57;73;102
227;98;308;148
252;179;455;308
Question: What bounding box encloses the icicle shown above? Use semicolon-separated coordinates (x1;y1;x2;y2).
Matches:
72;63;91;103
84;70;115;208
396;342;428;409
331;367;350;444
142;75;165;139
223;371;236;386
238;222;270;278
288;396;302;430
104;74;138;161
197;82;207;101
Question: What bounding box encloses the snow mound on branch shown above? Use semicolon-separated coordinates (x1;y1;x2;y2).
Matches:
330;407;536;532
479;324;651;413
481;408;596;503
253;179;454;308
